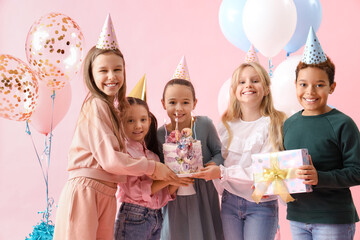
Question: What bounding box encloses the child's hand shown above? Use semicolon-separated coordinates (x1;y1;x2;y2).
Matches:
205;161;216;167
192;165;220;181
169;177;194;187
151;162;178;181
296;155;318;185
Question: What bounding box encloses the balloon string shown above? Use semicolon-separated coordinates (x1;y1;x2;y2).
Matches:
24;90;56;225
269;58;274;78
25;121;47;185
44;90;55;224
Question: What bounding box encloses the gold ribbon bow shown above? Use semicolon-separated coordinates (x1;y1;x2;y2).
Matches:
252;153;296;204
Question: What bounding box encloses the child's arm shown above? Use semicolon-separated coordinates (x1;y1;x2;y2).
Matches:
204;117;224;165
314;118;360;188
151;178;194;195
84;99;177;181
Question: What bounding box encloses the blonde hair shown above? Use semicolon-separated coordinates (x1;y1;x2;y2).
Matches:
82;46;128;151
222;62;286;153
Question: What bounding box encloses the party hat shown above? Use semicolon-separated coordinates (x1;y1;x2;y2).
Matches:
244;45;259;63
301;26;327;64
128;74;147;101
171;56;191;81
96;14;119;50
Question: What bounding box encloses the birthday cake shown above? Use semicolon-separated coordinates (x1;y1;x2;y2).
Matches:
163;128;203;175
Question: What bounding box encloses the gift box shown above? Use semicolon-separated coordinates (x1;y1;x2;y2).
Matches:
251;149;312;203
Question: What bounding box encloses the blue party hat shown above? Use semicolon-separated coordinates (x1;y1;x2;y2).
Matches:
301;26;327;64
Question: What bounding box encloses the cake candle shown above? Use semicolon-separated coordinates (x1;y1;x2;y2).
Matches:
175;112;179;141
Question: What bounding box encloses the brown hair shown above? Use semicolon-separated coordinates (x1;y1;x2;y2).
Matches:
162;79;196;102
295;56;335;85
126;97;160;156
222;62;287;153
83;46;128;150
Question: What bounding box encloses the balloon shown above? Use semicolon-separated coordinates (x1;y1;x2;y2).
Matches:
243;0;297;58
25;12;84;90
219;0;251;52
217;78;231;116
284;0;322;54
30;80;72;135
0;54;39;121
271;55;303;117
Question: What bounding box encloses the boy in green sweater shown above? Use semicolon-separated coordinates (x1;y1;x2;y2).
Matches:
283;27;360;240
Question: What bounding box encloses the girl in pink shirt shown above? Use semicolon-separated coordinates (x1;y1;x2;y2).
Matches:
53;45;177;240
114;97;192;240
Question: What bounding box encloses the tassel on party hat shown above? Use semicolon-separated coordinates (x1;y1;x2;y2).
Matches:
171;56;191;81
128;74;147;101
96;14;119;50
244;45;259;63
301;26;327;64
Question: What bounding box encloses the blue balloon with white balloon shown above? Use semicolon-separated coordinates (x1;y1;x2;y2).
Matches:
284;0;322;55
218;0;250;52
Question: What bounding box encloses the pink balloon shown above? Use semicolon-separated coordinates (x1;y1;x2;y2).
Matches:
30;80;72;135
0;54;39;121
25;12;84;90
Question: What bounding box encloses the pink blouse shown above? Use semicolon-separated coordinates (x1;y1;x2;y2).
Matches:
68;98;155;183
117;139;175;209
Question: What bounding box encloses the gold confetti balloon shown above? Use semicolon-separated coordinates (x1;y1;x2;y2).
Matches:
25;12;84;90
0;54;39;121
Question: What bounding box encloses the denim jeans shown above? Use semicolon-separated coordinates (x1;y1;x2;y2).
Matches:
221;190;278;240
290;220;356;240
114;202;163;240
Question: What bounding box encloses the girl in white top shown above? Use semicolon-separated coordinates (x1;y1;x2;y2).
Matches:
194;62;286;240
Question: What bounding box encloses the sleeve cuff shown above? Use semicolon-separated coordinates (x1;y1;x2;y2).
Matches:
220;165;226;180
145;159;156;175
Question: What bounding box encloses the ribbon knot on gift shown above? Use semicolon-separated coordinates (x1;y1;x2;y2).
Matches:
252;152;296;204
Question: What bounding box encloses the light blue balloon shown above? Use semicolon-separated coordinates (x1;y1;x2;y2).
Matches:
284;0;322;54
219;0;251;52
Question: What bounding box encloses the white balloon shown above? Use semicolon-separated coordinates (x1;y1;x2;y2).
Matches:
217;78;232;116
271;55;303;117
243;0;297;58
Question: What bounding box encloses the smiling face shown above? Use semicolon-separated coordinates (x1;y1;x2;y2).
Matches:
296;67;336;116
123;104;151;143
92;52;124;101
235;66;268;109
162;84;197;126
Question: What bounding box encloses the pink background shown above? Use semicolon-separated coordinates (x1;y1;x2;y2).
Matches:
1;0;359;239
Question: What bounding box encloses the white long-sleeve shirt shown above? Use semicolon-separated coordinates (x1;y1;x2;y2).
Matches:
213;116;277;202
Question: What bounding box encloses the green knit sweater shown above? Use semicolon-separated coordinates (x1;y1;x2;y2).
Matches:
283;109;360;224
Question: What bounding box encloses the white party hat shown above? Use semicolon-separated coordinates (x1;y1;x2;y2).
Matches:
244;45;259;63
171;56;190;81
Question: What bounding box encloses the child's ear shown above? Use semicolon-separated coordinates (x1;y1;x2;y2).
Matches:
161;99;166;110
329;82;336;94
193;98;198;110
